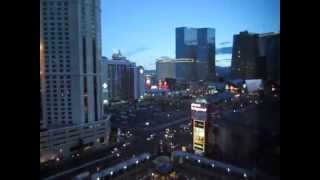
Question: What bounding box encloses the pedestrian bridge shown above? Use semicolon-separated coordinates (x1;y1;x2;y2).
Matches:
172;151;255;179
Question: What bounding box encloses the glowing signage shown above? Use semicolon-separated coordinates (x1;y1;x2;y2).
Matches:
191;103;201;107
158;80;169;90
191;103;207;112
150;85;158;89
193;120;205;154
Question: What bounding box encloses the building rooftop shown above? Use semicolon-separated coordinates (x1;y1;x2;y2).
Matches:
92;153;151;179
176;27;215;30
112;50;126;60
259;32;280;37
218;98;280;133
173;151;255;178
103;58;135;65
156;58;195;64
238;31;258;36
90;152;258;180
236;31;280;37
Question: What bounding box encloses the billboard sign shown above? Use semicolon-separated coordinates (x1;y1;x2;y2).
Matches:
193;120;205;154
191;103;207;112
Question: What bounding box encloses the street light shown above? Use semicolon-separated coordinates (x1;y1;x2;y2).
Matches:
243;173;247;178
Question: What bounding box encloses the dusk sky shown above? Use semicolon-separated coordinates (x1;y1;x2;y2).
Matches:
101;0;280;69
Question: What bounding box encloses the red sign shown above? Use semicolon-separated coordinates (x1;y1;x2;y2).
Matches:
157;80;168;90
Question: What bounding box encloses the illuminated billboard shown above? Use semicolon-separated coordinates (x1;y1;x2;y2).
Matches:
193;120;205;154
191;103;207;112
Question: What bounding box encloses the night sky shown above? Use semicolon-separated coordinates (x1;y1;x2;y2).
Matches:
101;0;280;69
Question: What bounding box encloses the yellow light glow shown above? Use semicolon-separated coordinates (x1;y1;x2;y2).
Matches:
193;120;205;153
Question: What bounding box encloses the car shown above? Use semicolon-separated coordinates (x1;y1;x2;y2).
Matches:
111;147;119;154
122;142;130;147
74;171;90;180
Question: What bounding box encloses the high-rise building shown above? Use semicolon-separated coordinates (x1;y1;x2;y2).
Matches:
144;70;156;90
156;57;196;82
259;32;280;81
40;0;103;126
231;31;280;80
101;53;137;101
40;0;110;163
156;57;176;81
231;31;260;79
101;56;109;107
40;9;46;130
40;40;46;130
176;27;215;81
135;66;145;99
175;59;197;81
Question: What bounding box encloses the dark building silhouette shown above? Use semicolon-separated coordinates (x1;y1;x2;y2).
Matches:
231;31;260;79
231;31;280;81
259;33;280;81
176;27;216;81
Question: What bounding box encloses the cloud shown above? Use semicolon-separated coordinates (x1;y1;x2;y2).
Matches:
124;47;151;57
219;41;231;45
216;46;232;55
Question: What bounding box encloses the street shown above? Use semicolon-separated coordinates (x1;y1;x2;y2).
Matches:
42;97;193;179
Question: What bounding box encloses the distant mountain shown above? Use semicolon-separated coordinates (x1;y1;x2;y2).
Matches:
144;69;156;75
216;66;231;77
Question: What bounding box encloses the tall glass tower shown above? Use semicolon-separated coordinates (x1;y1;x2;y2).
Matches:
175;27;216;81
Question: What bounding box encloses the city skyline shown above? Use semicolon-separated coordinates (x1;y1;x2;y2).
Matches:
101;0;280;69
40;1;280;179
